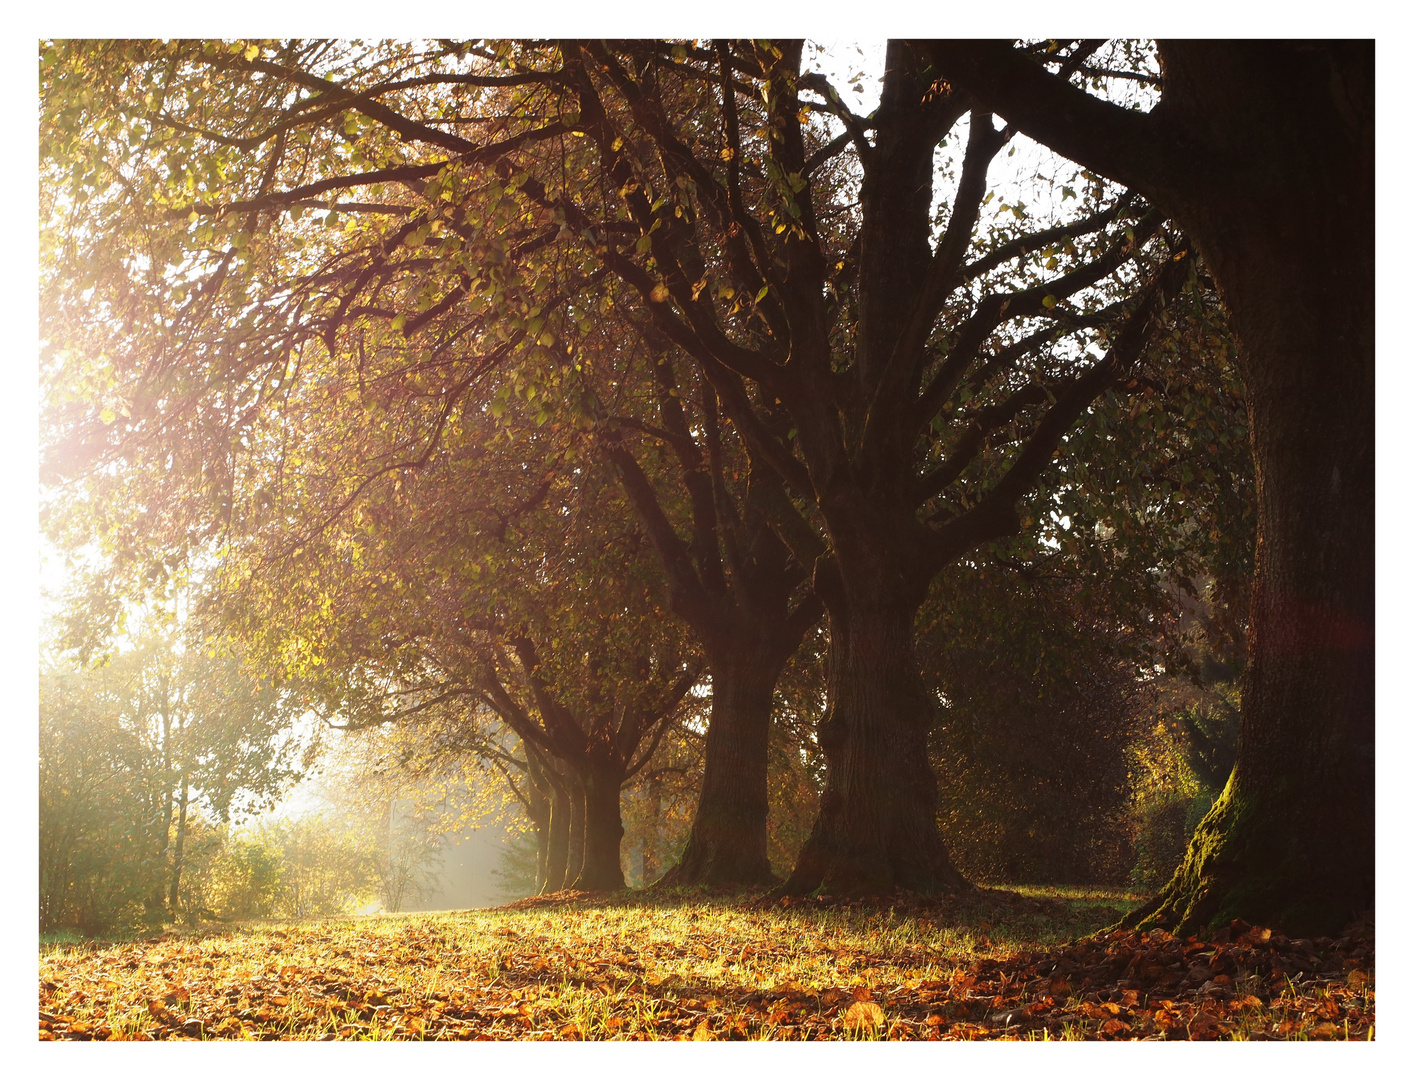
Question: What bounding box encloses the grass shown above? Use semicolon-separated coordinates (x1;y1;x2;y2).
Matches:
36;885;1372;1041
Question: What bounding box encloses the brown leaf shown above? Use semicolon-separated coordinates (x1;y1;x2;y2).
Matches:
844;1001;885;1031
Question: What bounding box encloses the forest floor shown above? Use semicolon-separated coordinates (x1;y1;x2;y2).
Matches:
37;884;1374;1041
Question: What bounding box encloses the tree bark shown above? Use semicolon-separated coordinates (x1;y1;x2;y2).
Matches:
564;774;587;890
522;746;558;893
1126;48;1375;930
571;763;626;891
543;781;571;892
782;547;969;895
659;654;778;887
930;39;1375;934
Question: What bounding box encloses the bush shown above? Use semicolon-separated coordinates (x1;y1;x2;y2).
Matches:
206;833;285;919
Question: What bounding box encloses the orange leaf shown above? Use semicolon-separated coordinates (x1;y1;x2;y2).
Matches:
844;1001;885;1031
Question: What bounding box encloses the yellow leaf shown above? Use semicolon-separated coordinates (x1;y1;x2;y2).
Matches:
244;44;260;61
650;283;671;303
844;1001;885;1031
692;1020;713;1040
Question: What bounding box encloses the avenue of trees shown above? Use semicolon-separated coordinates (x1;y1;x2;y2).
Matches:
39;39;1370;937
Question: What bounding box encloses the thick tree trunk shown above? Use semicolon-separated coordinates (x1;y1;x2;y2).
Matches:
928;38;1374;937
1127;170;1374;936
1118;44;1375;936
571;764;626;892
522;749;555;893
532;815;550;895
658;655;779;888
782;582;968;895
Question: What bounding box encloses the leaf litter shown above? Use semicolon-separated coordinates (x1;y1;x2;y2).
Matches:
37;887;1373;1041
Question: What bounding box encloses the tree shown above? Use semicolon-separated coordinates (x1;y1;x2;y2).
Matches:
40;663;164;933
231;395;704;893
930;39;1374;934
592;326;822;887
544;40;1192;895
38;626;310;927
41;39;1195;897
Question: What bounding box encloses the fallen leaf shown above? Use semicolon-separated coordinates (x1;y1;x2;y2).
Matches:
844;1001;885;1031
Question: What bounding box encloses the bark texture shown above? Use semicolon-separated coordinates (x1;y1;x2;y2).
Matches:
573;764;628;891
781;534;969;895
659;655;778;887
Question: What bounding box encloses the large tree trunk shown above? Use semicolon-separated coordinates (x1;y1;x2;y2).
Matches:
782;560;968;895
522;747;558;893
571;763;626;891
658;652;780;888
1125;253;1375;932
929;38;1374;937
1127;47;1374;933
543;781;570;892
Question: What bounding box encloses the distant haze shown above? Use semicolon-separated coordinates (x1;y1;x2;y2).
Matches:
412;825;520;911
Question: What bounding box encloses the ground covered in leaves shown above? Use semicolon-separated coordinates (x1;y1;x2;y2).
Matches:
38;885;1374;1041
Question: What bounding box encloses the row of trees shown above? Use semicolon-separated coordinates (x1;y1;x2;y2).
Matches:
39;39;1370;934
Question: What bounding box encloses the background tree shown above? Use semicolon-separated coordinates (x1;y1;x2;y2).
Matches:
930;38;1374;934
40;661;165;934
38;625;311;929
590;322;822;887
